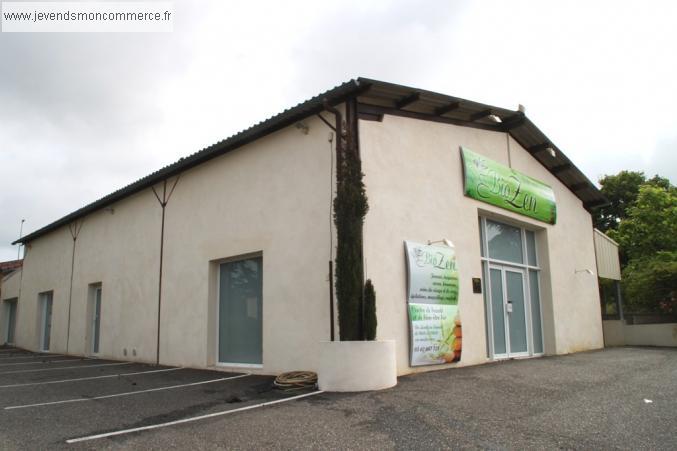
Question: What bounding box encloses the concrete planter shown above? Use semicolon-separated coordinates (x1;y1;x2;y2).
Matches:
318;339;397;392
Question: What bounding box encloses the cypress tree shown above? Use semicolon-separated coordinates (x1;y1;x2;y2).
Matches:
364;279;377;340
334;119;369;341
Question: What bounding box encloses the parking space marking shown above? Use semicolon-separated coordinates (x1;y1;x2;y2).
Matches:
0;367;183;388
0;361;133;375
0;354;66;360
0;358;92;367
65;390;324;444
0;368;185;388
6;373;251;410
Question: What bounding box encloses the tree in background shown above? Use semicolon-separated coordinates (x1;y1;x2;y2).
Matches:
606;182;677;314
593;171;671;234
621;252;677;315
609;184;677;260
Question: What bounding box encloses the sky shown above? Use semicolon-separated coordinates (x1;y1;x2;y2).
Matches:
1;0;676;261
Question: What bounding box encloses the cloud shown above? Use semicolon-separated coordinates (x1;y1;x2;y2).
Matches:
1;0;676;260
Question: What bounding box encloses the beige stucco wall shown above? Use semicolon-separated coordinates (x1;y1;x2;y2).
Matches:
603;320;677;347
1;268;22;343
1;268;22;301
15;187;169;359
602;319;626;346
360;114;604;376
16;231;74;351
12;113;335;373
67;189;163;361
11;107;605;376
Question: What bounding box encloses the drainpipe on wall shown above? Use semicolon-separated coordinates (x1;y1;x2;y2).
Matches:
321;100;345;342
65;221;83;354
151;176;180;365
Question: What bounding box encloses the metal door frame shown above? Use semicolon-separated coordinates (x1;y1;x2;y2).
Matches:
488;264;530;358
480;217;544;360
215;254;264;369
39;292;53;352
4;299;18;345
91;287;102;355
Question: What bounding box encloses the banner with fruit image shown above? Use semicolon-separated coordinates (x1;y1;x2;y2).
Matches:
404;241;462;366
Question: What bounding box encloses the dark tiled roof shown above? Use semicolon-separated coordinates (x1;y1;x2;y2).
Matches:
16;78;606;244
0;259;23;273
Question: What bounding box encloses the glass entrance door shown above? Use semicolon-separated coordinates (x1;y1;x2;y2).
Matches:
488;265;529;357
218;256;263;365
39;292;53;352
480;217;544;359
92;287;102;354
5;300;17;345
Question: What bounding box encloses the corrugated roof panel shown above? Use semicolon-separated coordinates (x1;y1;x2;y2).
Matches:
16;77;607;244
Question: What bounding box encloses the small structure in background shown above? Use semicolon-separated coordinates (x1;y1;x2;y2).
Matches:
594;230;623;320
1;259;23;346
0;259;23;297
596;231;677;347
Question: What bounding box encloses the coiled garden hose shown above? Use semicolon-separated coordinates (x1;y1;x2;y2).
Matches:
273;371;318;390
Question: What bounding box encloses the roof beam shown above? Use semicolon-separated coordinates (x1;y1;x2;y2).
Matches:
358;111;384;122
435;101;460;116
395;92;420;109
502;113;525;130
585;199;609;209
470;109;493;122
356;103;504;132
527;143;552;154
570;182;589;191
551;163;572;174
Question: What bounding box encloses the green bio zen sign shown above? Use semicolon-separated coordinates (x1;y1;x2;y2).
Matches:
404;241;462;367
461;147;557;224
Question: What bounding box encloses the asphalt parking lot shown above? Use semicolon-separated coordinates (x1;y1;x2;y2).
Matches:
0;346;675;449
0;347;317;449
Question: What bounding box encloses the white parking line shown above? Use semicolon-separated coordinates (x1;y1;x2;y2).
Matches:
66;390;324;444
0;367;183;388
0;358;92;367
0;361;132;375
6;373;251;410
0;354;66;360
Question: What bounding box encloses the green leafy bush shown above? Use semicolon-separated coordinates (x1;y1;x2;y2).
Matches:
622;252;677;314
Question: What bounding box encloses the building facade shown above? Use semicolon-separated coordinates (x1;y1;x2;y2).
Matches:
2;79;607;375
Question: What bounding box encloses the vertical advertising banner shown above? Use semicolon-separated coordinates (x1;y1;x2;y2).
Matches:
405;241;462;366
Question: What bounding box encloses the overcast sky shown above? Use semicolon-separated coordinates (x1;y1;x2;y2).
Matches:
1;0;676;261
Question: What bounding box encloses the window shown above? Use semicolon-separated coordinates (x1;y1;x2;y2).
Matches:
38;291;53;351
599;278;621;319
4;299;18;345
217;255;263;365
88;283;102;354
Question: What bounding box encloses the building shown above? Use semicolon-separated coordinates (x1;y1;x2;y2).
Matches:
2;78;607;375
1;259;22;346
